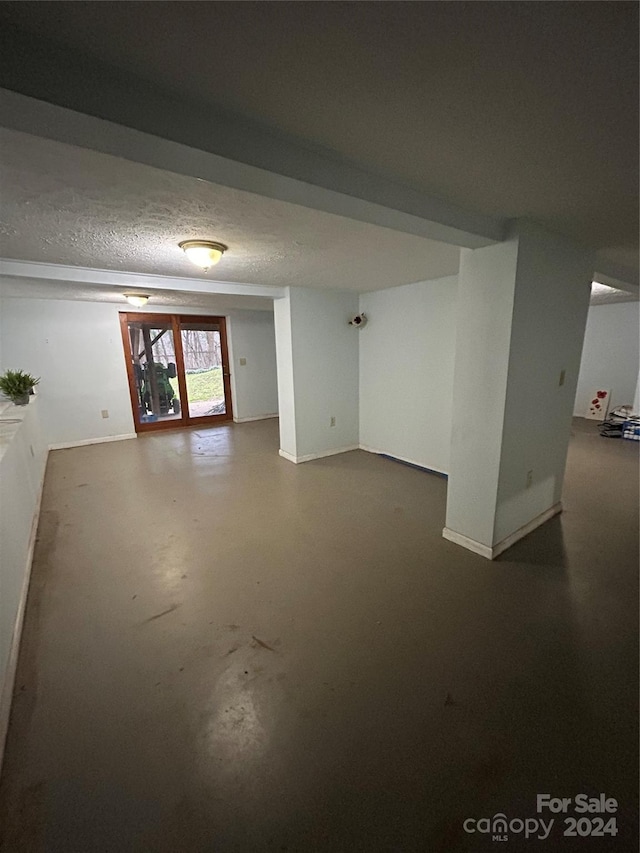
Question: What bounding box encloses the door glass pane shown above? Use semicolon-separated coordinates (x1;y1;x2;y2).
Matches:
180;322;226;418
127;320;182;423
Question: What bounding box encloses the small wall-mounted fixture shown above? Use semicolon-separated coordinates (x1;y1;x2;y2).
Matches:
179;240;227;270
124;293;150;307
349;313;367;328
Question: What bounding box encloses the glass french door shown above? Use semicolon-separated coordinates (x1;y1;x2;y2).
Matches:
120;313;233;432
179;319;233;419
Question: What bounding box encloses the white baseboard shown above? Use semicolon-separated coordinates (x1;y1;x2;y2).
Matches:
491;502;563;558
233;414;278;423
0;450;49;773
442;527;494;559
359;444;449;477
443;502;563;560
49;433;137;451
279;445;359;464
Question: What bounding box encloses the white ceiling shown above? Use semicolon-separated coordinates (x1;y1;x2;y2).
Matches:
0;2;636;274
0;129;460;292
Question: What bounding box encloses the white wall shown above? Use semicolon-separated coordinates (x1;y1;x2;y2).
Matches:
494;226;593;545
574;301;640;416
446;238;520;547
446;223;593;552
274;287;359;461
359;276;457;474
0;297;278;447
0;399;48;766
227;310;278;421
273;293;298;457
291;288;359;458
1;298;136;446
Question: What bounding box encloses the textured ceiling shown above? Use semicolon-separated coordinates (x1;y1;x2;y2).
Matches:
0;2;636;273
0;129;460;292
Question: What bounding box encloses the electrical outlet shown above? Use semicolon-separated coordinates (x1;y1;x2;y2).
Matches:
526;469;533;489
330;416;336;427
559;369;566;387
101;409;109;419
239;357;247;366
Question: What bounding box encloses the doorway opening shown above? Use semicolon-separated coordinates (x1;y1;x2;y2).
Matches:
119;313;233;432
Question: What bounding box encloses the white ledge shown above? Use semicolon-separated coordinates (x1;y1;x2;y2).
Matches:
0;397;37;465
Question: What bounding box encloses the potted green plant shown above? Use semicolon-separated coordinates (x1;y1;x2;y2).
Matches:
0;369;40;406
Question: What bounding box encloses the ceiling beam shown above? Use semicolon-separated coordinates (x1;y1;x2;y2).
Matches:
0;87;503;250
0;259;285;301
592;258;639;297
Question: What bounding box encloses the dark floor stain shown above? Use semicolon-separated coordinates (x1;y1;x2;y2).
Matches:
76;483;88;488
33;509;60;551
225;646;239;656
252;635;276;651
142;604;180;624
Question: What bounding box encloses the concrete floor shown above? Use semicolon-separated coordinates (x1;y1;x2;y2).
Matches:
0;418;637;852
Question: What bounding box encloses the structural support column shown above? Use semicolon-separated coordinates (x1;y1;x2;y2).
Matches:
273;286;359;463
444;221;594;559
273;290;298;460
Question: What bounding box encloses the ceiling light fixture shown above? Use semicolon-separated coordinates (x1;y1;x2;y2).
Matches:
124;293;150;307
591;280;617;295
179;240;227;270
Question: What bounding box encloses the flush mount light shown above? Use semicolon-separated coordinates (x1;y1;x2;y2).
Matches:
179;240;227;270
124;293;150;307
591;281;618;296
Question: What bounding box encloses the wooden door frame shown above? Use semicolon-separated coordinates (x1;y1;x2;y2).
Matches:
176;315;234;425
119;312;233;433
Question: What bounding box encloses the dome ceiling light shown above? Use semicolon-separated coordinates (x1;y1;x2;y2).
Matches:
124;293;150;307
179;240;227;271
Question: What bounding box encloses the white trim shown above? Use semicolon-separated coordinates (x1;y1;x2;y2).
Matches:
49;433;137;451
491;502;563;559
233;413;279;423
359;444;449;477
0;450;49;772
279;445;359;464
442;528;493;559
0;258;285;301
442;502;563;560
